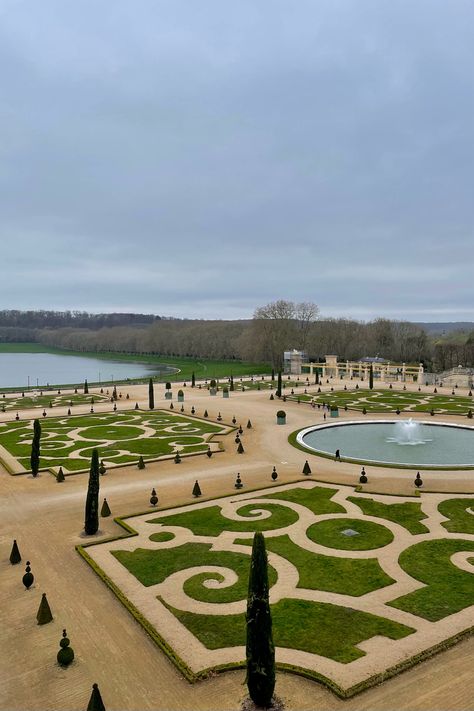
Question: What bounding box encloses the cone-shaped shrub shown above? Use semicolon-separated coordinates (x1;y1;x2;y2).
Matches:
207;447;212;458
36;592;53;625
137;455;145;469
174;451;181;464
57;629;74;666
204;409;208;418
23;561;34;589
135;402;139;410
191;371;196;388
10;539;21;565
246;419;252;429
99;460;106;476
84;449;100;535
150;488;158;506
30;419;41;477
112;385;117;401
87;683;106;711
275;371;282;398
237;441;244;454
148;378;154;410
269;393;274;400
56;467;65;482
101;498;111;517
246;532;275;708
192;480;202;497
302;460;311;475
84;380;89;394
414;472;423;488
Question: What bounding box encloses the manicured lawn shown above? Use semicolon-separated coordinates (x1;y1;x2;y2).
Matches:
347;497;429;535
263;486;346;515
164;598;413;663
236;534;394;596
289;388;474;415
148;502;299;536
0;392;109;411
306;518;394;551
438;498;474;534
389;539;474;620
0;410;229;472
112;543;277;604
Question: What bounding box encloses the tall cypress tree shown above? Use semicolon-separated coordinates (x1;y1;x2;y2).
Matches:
84;449;100;535
246;532;275;708
275;371;282;398
30;419;41;477
191;371;196;388
148;378;155;410
84;379;89;394
369;364;374;390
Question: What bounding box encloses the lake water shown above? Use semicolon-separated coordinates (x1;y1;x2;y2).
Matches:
0;352;178;389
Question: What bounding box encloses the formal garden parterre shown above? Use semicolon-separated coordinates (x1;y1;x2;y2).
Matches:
80;481;474;695
0;410;233;473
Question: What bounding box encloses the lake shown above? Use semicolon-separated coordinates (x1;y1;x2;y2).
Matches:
0;352;178;389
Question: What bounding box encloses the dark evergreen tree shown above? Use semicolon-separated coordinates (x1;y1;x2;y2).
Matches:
87;683;106;711
369;364;374;390
230;375;234;392
203;409;208;418
57;629;74;666
150;488;158;506
56;467;65;482
134;402;139;410
112;385;117;401
276;371;282;398
237;441;244;454
137;455;145;469
174;451;181;464
84;380;89;394
99;460;106;476
101;498;111;517
247;419;252;429
84;449;100;535
207;447;212;458
191;371;196;388
30;419;41;477
36;592;53;625
302;460;311;475
23;561;34;589
10;539;21;565
148;378;154;410
414;472;423;488
246;532;275;708
192;480;202;497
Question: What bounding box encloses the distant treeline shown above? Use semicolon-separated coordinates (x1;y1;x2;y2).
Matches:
0;308;473;372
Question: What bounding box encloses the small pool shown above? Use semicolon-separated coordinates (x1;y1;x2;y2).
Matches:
297;420;474;469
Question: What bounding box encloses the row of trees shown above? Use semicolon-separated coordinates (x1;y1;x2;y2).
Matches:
3;305;474;371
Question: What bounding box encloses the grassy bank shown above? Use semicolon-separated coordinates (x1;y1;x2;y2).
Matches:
0;342;269;387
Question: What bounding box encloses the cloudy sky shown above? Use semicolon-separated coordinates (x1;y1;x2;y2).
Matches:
1;0;473;321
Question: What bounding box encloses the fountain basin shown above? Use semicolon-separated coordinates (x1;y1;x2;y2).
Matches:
296;420;474;469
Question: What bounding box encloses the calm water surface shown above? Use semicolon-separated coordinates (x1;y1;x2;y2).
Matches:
0;353;177;388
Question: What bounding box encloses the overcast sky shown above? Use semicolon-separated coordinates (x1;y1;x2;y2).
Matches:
1;0;473;321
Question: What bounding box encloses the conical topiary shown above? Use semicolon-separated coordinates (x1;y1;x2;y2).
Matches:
150;488;158;506
23;561;34;589
203;409;208;418
271;466;278;481
207;447;212;458
100;498;111;517
247;419;252;429
174;451;181;464
237;441;244;454
87;683;106;711
36;592;53;625
235;473;243;489
99;460;106;476
414;472;423;488
302;460;311;475
135;402;139;410
84;449;100;535
359;467;368;484
56;467;65;482
10;539;21;565
137;455;145;469
57;629;74;666
192;480;202;497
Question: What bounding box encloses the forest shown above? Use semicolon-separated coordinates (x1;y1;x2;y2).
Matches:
0;305;472;372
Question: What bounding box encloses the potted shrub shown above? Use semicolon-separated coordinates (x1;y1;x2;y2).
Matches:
330;404;339;418
276;410;286;425
222;386;229;399
165;382;172;400
209;379;217;396
177;389;184;403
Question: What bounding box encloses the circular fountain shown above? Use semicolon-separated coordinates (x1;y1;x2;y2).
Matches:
296;419;474;469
